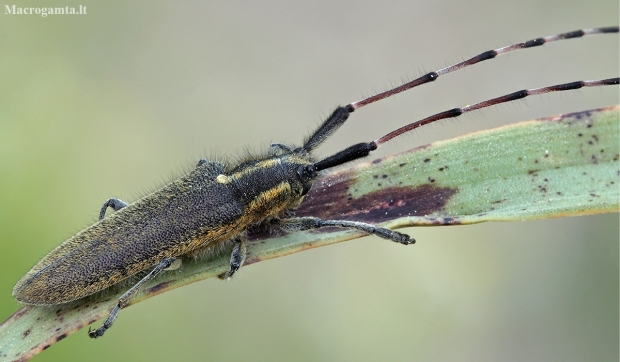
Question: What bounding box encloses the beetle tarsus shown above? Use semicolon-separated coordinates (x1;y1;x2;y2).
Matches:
88;257;178;338
218;237;247;280
88;305;119;338
98;198;128;220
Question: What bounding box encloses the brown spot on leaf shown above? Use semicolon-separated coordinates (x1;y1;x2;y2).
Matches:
591;155;598;164
298;174;458;224
148;282;170;295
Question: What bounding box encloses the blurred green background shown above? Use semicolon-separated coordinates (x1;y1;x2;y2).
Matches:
1;1;618;361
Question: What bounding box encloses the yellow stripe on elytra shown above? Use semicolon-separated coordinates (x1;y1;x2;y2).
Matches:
228;158;283;180
246;181;292;218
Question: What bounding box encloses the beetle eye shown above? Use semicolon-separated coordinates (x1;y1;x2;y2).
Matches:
296;165;315;182
296;165;316;196
300;183;311;196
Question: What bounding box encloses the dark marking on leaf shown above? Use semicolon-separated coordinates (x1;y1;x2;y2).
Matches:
56;334;67;342
13;307;29;320
591;155;598;164
399;163;406;167
423;216;462;225
372;159;382;164
382;174;388;179
42;345;50;350
423;158;431;163
148;282;170;295
298;174;458;224
22;329;31;338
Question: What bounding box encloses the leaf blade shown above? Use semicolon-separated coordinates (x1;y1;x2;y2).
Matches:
1;106;617;361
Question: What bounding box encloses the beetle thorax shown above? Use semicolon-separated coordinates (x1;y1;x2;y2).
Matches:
216;153;315;220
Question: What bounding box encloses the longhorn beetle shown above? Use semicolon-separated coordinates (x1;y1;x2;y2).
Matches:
13;27;619;338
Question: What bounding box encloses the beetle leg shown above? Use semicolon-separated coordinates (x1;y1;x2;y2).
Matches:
274;217;415;245
218;237;247;280
88;257;179;338
98;198;128;220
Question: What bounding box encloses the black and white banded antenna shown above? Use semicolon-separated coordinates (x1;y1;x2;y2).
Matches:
302;26;619;173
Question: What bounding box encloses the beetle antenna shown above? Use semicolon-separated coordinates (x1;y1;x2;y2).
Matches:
311;77;619;172
351;27;619;110
301;27;618;153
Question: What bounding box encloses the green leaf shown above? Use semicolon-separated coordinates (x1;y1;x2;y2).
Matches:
1;106;618;361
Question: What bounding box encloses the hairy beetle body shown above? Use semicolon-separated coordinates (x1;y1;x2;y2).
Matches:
13;152;313;305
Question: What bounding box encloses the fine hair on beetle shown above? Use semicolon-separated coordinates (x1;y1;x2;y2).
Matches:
12;26;619;339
